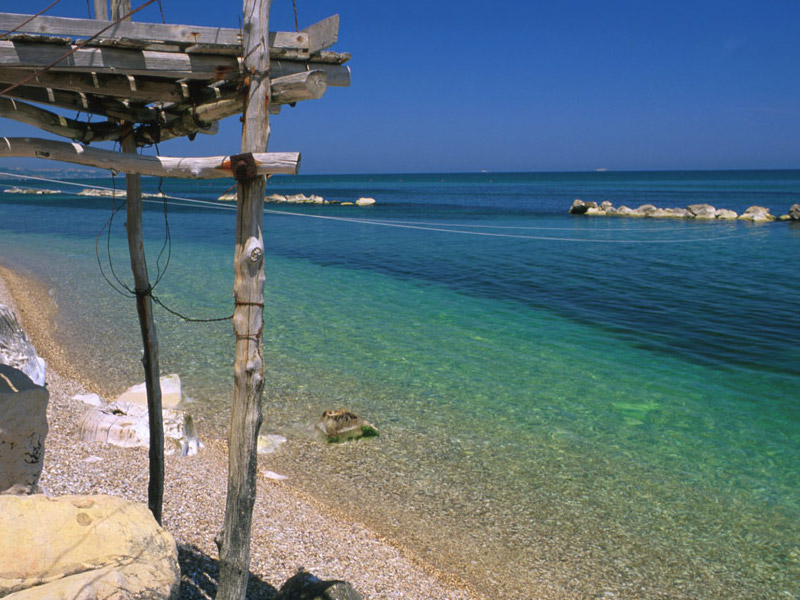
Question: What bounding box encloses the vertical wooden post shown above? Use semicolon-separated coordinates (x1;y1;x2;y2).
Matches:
122;126;165;525
217;0;271;598
110;0;131;20
93;0;109;21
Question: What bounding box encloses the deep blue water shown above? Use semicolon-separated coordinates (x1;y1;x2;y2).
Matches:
1;169;799;599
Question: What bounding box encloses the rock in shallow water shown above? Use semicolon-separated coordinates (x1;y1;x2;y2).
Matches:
316;409;379;443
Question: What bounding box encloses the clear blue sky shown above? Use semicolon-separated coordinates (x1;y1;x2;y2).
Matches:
4;0;800;173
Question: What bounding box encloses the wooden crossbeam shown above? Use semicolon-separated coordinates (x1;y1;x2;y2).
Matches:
6;84;157;122
0;12;311;52
0;97;120;143
0;137;300;177
0;42;351;86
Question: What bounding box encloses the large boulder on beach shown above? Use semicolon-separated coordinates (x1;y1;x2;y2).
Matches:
0;304;45;387
78;398;201;456
0;494;179;600
0;365;48;495
687;204;717;219
738;206;776;222
275;570;364;600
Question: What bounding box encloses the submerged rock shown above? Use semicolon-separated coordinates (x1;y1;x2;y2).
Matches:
316;409;379;443
0;365;48;495
116;373;183;408
0;494;179;599
0;304;46;387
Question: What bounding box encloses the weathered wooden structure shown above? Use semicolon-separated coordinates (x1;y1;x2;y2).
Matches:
0;2;349;597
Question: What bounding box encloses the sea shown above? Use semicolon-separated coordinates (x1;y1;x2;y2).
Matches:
0;169;798;599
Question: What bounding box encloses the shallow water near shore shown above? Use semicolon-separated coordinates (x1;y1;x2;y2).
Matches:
1;170;799;598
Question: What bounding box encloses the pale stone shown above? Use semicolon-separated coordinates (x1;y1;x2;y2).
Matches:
715;208;738;220
0;304;46;387
262;470;289;481
79;400;201;456
615;205;634;216
585;206;604;215
0;365;48;495
356;197;376;206
630;204;657;217
72;392;103;407
267;193;288;203
738;205;776;222
687;203;717;219
115;373;183;408
569;199;588;214
258;433;287;454
341;202;354;206
600;201;614;211
664;208;689;218
0;494;179;599
788;203;800;220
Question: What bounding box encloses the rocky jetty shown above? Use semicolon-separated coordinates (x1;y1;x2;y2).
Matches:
569;199;795;221
3;186;60;195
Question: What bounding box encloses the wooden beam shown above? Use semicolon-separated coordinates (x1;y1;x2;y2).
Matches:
93;1;109;21
110;0;131;22
0;12;310;52
0;137;300;177
0;97;120;143
0;68;235;104
271;70;327;103
217;0;271;597
0;40;240;80
302;14;338;54
6;84;157;122
271;60;350;87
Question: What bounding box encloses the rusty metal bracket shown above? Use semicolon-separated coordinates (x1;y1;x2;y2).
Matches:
229;152;257;181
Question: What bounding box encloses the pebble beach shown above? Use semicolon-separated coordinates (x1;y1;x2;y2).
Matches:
0;265;479;600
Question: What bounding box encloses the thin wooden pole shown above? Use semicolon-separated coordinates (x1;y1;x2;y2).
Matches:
93;0;108;20
217;0;271;597
122;125;165;525
110;0;131;21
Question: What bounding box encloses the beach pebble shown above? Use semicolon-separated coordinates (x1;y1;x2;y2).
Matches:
73;392;103;407
262;470;289;481
258;433;287;454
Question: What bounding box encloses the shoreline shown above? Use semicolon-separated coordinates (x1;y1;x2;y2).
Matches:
0;263;479;599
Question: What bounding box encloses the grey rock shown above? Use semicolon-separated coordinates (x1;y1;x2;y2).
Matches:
631;204;657;217
615;205;634;215
738;206;776;222
788;203;800;220
276;571;364;600
715;208;738;220
0;304;45;386
687;203;717;219
600;201;614;211
0;365;48;495
569;199;588;214
316;409;379;443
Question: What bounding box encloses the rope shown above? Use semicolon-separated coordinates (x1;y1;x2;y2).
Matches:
1;0;63;40
0;0;159;98
291;0;299;32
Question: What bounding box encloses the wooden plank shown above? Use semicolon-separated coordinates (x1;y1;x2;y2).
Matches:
0;12;310;52
302;14;338;54
110;0;131;22
217;0;271;597
0;97;120;143
0;40;240;80
271;69;327;103
6;84;157;122
0;137;300;177
0;67;235;104
272;59;350;87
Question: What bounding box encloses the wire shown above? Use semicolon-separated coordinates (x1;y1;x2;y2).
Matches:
291;0;299;32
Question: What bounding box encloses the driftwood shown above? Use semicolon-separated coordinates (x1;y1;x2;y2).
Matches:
0;137;300;178
217;0;271;597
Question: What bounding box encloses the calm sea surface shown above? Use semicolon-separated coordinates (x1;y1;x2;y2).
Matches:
1;170;799;598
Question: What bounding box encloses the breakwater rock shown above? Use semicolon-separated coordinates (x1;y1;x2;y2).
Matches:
569;200;797;222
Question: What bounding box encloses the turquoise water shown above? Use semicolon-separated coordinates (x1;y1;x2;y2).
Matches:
1;170;799;598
